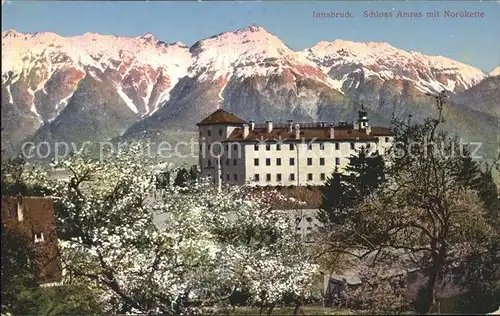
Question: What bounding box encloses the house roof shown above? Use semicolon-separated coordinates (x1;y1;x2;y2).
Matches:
1;196;63;285
244;185;324;210
196;109;247;126
226;125;393;142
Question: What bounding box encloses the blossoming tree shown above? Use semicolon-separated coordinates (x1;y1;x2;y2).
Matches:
26;147;319;315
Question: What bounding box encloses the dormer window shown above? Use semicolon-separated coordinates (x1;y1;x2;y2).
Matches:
34;232;44;243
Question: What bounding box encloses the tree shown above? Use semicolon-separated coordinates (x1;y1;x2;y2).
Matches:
173;167;189;187
1;227;37;313
24;147;319;315
1;156;50;197
319;147;386;227
320;92;496;314
188;165;199;182
1;225;104;315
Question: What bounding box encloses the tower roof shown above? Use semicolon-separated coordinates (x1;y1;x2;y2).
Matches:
196;109;247;126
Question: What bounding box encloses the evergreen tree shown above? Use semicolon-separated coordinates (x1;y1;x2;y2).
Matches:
319;148;386;227
188;165;199;182
344;148;386;202
173;168;189;187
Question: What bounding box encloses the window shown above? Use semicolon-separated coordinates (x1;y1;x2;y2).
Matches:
207;130;212;137
225;144;228;151
225;159;230;166
290;158;295;166
254;174;260;182
226;174;230;181
266;144;271;151
254;158;259;166
320;158;325;166
335;143;340;150
34;232;44;243
276;158;282;166
277;144;281;151
290;173;295;181
266;174;271;182
320;143;325;150
277;173;282;182
219;129;223;136
289;143;295;150
307;173;313;181
307;143;313;150
266;158;271;166
254;144;259;151
385;137;390;143
207;160;212;167
232;144;238;151
350;143;355;150
234;174;238;181
320;173;326;181
307;158;313;166
233;159;237;166
335;158;340;165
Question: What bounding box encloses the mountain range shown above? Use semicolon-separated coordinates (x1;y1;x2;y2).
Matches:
2;25;499;159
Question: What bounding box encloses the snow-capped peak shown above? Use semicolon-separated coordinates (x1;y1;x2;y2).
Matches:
2;30;192;76
138;33;157;42
187;24;321;82
489;66;500;77
301;39;486;93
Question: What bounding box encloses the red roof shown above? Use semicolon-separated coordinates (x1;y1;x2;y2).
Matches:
226;125;393;142
196;109;247;126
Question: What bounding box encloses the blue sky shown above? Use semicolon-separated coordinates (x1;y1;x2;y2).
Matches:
2;0;499;72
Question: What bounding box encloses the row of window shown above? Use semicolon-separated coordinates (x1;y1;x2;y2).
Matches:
254;173;327;182
254;139;389;151
204;129;223;137
207;157;342;168
203;139;390;153
254;157;341;166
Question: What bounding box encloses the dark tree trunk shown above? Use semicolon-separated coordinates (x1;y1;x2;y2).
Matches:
267;303;275;315
416;249;445;314
293;298;302;316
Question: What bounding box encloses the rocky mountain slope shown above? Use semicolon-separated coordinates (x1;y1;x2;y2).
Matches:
1;26;498;158
2;29;191;151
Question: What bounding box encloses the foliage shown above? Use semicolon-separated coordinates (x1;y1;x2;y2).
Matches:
1;156;51;197
1;226;104;315
319;93;497;314
173;165;200;187
335;260;411;313
21;146;319;315
318;149;385;226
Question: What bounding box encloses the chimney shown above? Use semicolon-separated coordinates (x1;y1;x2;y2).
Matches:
353;121;360;131
329;124;335;139
16;195;24;222
266;120;273;133
295;124;300;140
287;120;293;133
242;124;249;138
249;120;255;131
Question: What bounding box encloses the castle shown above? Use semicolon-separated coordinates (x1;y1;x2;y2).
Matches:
196;108;393;187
